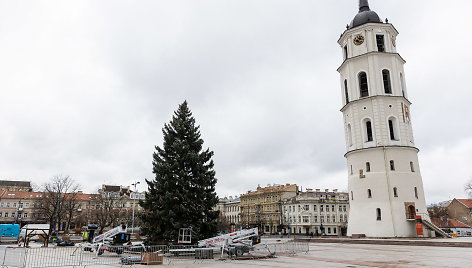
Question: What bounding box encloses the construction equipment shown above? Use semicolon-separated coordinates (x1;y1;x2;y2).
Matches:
198;227;260;257
83;224;130;255
169;228;261;258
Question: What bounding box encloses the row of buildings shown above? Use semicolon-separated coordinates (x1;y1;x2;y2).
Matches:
216;184;350;236
0;180;145;232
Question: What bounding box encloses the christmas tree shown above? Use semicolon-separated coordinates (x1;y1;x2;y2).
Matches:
140;101;219;244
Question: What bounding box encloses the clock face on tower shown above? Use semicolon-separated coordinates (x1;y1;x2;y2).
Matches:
353;34;364;46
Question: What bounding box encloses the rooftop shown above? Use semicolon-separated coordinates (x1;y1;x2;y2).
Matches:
432;218;472;229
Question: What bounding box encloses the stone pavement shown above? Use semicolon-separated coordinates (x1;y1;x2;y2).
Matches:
88;241;472;267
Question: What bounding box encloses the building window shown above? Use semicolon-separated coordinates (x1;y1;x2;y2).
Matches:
343;205;347;212
314;205;317;212
0;212;2;217
390;160;395;171
304;205;310;211
365;120;373;142
351;191;354;200
25;203;29;208
314;216;318;223
344;79;349;104
321;216;324;223
367;189;372;198
388;119;396;140
366;162;371;172
350;165;353;175
358;72;369;97
6;203;10;208
328;227;331;234
339;206;343;212
382;69;392;94
393;187;398;197
376;208;382;221
410;161;415;172
0;203;3;208
11;213;15;218
303;216;309;223
13;203;16;208
326;205;330;212
414;187;418;199
334;227;337;234
376;35;385;52
5;213;8;218
344;45;348;60
332;205;335;211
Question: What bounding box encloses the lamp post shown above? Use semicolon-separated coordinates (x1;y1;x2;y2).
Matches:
131;181;140;231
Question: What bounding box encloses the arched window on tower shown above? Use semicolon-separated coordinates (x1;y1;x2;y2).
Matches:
359;72;369;97
390;160;395;171
388;120;395;140
393;187;398;197
365;120;373;142
344;79;349;104
367;189;372;198
376;208;382;221
382;70;392;94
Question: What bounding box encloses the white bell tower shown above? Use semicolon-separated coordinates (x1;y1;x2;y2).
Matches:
338;0;431;237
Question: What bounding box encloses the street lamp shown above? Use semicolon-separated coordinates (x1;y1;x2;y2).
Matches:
131;181;140;231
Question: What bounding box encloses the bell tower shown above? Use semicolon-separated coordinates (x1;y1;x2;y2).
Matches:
338;0;431;237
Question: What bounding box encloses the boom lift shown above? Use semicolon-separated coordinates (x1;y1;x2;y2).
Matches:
84;224;130;255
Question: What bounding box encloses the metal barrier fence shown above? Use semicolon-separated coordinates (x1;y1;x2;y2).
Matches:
0;241;310;267
255;241;310;256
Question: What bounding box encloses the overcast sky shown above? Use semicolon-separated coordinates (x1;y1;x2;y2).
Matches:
1;0;471;204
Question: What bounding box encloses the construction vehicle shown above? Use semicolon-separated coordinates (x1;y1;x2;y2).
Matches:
199;227;260;257
169;227;261;258
83;224;131;255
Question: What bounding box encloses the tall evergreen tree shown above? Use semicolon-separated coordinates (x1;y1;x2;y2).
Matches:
140;101;219;244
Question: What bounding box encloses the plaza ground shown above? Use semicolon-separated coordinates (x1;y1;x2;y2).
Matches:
3;238;472;267
98;238;472;267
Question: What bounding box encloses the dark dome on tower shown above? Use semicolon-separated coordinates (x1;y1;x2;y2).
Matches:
349;0;382;29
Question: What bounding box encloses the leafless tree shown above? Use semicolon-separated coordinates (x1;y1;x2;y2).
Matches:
465;178;472;197
36;175;80;241
428;205;449;220
89;194;124;234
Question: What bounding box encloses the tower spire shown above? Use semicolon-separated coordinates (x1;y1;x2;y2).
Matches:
359;0;370;12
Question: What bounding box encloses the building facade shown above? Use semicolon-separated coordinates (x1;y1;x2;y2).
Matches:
0;191;43;226
447;199;472;226
338;0;431;237
216;196;242;232
0;180;33;192
240;184;297;234
282;189;349;236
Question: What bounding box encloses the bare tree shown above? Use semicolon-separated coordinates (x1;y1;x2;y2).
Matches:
428;205;449;220
465;178;472;197
89;194;124;234
36;175;80;241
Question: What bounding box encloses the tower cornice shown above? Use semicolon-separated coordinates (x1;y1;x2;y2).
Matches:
338;23;399;44
344;145;420;158
340;95;411;112
337;52;406;72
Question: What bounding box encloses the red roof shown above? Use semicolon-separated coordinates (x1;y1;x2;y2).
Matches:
456;199;472;209
432;218;472;228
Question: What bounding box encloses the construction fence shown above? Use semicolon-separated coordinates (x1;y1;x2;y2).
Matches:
0;241;309;268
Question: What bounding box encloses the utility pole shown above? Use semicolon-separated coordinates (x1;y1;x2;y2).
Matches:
131;181;140;232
